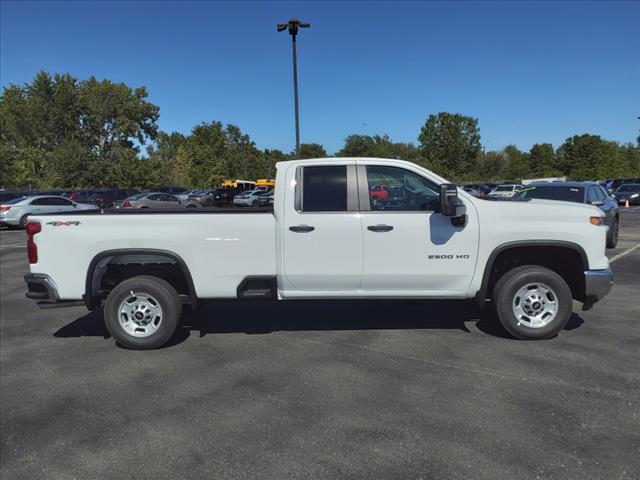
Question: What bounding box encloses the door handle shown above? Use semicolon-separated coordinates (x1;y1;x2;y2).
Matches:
289;224;315;233
367;224;394;232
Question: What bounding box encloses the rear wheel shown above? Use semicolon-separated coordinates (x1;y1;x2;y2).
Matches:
103;275;182;349
19;214;30;229
606;219;619;249
492;265;572;340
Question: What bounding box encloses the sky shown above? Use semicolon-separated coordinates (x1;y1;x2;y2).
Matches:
1;0;639;155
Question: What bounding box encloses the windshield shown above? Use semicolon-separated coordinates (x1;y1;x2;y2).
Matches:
615;184;640;193
495;185;516;192
515;186;584;203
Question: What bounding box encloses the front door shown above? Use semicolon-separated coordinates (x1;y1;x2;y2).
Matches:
358;164;479;296
281;163;363;293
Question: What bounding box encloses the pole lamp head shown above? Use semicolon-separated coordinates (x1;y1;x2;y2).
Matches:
277;19;310;36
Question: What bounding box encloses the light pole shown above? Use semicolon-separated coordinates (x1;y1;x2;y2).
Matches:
278;18;310;159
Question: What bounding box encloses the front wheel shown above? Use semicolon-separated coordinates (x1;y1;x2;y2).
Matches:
492;265;572;340
103;275;182;349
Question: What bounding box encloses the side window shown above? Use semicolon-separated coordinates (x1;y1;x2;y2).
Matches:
302;166;348;212
365;165;439;211
30;198;50;206
49;197;72;206
595;187;607;201
148;194;161;201
164;194;179;202
586;186;598;203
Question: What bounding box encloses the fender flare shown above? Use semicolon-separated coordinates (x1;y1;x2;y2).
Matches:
476;240;589;303
83;248;197;310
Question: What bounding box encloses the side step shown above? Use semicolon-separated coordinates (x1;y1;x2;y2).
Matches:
237;276;277;300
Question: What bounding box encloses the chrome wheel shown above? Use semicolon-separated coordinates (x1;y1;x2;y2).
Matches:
512;283;558;328
118;291;163;337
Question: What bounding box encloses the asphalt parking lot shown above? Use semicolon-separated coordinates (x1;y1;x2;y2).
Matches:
1;209;639;480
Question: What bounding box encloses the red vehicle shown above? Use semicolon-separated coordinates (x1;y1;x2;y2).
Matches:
369;185;389;205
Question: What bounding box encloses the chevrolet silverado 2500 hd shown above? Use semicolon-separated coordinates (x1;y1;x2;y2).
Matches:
24;158;613;349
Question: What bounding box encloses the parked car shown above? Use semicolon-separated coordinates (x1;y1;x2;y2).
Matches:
514;181;619;248
120;192;182;209
178;189;203;201
64;189;100;203
462;187;485;198
89;189;138;209
213;184;258;207
233;189;267;207
611;184;640;206
185;190;216;206
257;190;274;207
600;178;639;194
23;157;613;349
0;195;99;228
463;184;492;197
487;184;522;199
369;185;389;206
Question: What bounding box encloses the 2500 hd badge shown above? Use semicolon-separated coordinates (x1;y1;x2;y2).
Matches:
428;254;470;259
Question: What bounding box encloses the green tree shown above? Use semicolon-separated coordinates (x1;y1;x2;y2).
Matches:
337;135;376;157
557;135;626;179
503;145;531;180
78;76;159;160
528;143;557;177
473;150;506;181
297;143;328;159
418;112;482;180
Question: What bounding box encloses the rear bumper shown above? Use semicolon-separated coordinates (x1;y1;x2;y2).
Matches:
24;274;84;309
583;269;613;310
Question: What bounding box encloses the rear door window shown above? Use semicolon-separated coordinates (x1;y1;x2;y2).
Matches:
301;166;348;212
30;198;51;206
49;197;73;206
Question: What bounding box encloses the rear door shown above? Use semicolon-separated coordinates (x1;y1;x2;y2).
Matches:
358;163;479;295
281;162;363;293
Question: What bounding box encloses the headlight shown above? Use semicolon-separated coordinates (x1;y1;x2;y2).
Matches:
631;194;639;199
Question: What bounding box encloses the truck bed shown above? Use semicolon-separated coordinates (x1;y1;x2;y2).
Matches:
29;210;277;300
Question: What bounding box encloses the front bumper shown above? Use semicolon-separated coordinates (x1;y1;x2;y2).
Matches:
24;274;84;309
583;269;613;310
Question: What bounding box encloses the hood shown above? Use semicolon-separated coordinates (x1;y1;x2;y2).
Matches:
473;196;602;218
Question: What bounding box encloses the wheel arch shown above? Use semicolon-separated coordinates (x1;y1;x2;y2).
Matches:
84;249;197;310
477;241;588;304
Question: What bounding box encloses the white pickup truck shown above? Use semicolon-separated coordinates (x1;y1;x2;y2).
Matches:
24;158;613;349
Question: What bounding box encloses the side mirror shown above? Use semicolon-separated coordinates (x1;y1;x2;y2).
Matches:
439;183;467;226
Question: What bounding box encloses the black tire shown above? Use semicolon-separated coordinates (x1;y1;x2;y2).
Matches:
103;275;182;349
186;204;196;209
492;265;572;340
19;214;30;229
606;219;619;249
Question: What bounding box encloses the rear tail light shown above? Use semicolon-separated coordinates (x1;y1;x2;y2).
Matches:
0;206;11;213
26;222;41;264
122;200;131;208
